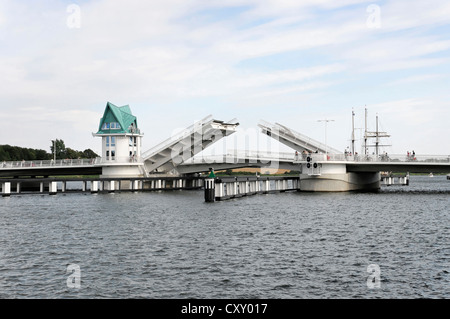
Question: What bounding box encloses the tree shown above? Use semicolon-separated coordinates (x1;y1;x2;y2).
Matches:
1;140;96;162
50;139;66;160
0;145;51;161
64;147;79;159
82;149;99;158
35;149;51;160
0;147;11;161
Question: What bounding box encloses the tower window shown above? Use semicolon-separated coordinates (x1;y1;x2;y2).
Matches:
102;122;121;130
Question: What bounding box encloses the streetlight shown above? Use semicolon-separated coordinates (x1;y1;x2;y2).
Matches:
317;119;334;156
51;139;56;161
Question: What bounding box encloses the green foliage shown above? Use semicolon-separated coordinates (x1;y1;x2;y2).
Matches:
81;149;98;158
49;139;99;159
0;140;99;161
0;144;51;161
50;139;66;159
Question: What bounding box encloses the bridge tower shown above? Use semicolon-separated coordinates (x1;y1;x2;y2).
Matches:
93;102;144;178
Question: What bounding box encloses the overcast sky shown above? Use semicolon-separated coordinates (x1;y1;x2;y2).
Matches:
1;0;449;157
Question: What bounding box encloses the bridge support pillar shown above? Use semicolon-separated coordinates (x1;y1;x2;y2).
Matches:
215;180;224;199
299;163;380;192
2;182;11;197
91;181;99;193
232;180;238;196
263;180;270;193
105;181;115;193
49;182;57;195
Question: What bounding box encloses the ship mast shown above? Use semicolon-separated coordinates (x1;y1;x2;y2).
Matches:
376;113;379;156
364;109;391;156
351;108;355;155
364;107;368;155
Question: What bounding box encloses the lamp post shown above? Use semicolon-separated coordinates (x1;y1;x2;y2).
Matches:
317;119;334;156
51;139;56;161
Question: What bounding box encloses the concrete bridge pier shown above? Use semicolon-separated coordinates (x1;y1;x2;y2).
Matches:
49;182;58;195
299;162;380;192
2;182;11;197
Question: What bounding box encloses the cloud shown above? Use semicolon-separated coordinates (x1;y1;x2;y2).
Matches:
380;0;450;31
340;36;450;72
387;74;446;86
0;0;449;155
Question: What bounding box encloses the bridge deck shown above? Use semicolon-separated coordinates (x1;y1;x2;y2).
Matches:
296;153;450;174
141;115;239;175
258;120;342;154
0;158;101;177
2;152;449;177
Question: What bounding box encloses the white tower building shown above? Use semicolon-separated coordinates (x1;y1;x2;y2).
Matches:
93;102;144;178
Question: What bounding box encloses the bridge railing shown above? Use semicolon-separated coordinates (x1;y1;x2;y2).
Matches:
301;153;450;163
0;158;101;169
186;152;450;165
98;156;144;164
259;120;342;154
141;115;213;160
354;154;450;163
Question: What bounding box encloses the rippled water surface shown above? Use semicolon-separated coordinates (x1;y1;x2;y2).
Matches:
1;176;449;298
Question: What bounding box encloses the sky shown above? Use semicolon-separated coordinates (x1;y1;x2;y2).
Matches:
1;0;449;158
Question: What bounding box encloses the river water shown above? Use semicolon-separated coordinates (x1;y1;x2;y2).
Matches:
0;176;448;299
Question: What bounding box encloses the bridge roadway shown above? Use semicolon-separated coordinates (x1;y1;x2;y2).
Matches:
0;151;299;177
0;159;102;178
300;153;450;174
1;152;449;178
141;115;239;175
176;151;299;174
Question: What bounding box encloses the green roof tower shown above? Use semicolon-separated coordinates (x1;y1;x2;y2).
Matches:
93;102;145;178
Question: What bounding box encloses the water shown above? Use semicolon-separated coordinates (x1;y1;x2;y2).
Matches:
0;176;449;298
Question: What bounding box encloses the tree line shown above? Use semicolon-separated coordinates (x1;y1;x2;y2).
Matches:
0;139;98;161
